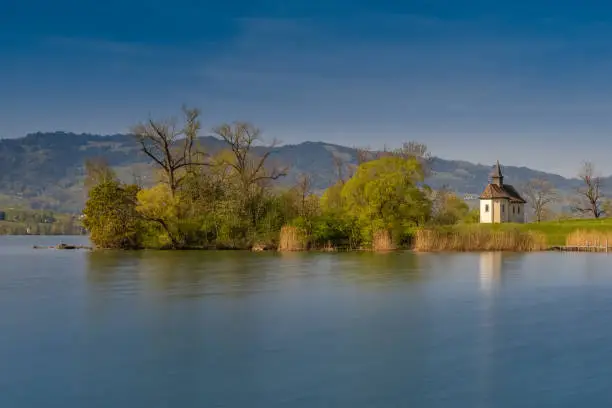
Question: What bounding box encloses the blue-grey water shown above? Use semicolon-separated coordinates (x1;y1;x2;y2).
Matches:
2;236;612;407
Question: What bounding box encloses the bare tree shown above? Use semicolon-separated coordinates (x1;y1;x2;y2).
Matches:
213;122;287;191
355;145;386;165
523;178;557;222
356;147;372;165
332;153;347;184
212;122;288;236
573;161;604;218
354;141;432;175
132;106;207;196
295;173;312;216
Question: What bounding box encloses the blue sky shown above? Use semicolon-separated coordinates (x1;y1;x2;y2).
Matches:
3;1;612;176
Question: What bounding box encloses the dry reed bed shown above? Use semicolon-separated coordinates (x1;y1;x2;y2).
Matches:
566;230;612;248
278;226;308;251
414;228;547;252
278;226;397;252
372;230;396;252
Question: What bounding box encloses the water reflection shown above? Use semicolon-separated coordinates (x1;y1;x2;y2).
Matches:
85;250;424;299
479;252;502;292
86;251;282;298
478;252;528;292
335;251;422;285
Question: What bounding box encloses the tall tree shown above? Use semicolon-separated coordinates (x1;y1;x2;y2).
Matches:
132;106;207;196
213;122;288;237
341;156;431;244
294;173;313;217
523;178;557;222
573;162;604;218
332;153;347;183
213;122;287;191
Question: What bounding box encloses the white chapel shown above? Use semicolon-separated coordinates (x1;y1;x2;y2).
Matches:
479;161;526;224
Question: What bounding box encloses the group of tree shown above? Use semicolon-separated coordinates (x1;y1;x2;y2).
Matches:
521;160;612;221
82;107;477;250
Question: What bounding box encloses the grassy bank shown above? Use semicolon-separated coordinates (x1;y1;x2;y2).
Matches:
414;218;612;251
518;218;612;246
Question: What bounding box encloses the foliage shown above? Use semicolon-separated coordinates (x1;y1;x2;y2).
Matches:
136;184;185;248
82;180;142;249
341;156;431;245
462;208;480;224
81;109;481;250
430;187;471;225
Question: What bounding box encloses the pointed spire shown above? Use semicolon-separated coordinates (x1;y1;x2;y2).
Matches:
491;161;503;186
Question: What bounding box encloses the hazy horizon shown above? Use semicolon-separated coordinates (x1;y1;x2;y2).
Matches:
4;1;612;177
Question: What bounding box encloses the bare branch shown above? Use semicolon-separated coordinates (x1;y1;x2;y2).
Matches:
353;141;432;176
573;161;604;218
523;178;557;222
212;121;288;192
84;157;116;193
331;153;346;184
132;107;209;196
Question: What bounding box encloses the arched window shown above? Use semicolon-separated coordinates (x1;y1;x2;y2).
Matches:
502;204;505;213
485;204;489;213
518;206;521;214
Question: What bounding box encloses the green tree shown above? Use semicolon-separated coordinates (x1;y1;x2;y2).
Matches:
430;187;470;225
82;180;142;249
136;183;195;249
341;156;431;245
462;208;480;224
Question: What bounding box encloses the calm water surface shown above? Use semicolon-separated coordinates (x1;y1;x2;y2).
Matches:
2;236;612;407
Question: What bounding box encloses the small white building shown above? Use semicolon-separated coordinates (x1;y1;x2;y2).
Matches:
479;161;526;224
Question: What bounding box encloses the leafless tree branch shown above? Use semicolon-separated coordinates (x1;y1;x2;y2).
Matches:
132;106;209;196
573;161;604;218
523;178;557;222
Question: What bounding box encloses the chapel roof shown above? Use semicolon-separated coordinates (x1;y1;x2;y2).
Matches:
479;162;527;203
479;183;526;203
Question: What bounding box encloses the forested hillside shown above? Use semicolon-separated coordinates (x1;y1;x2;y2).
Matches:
0;132;586;212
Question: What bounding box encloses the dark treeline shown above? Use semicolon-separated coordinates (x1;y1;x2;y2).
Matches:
0;209;84;235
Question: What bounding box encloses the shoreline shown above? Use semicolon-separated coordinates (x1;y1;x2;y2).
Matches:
31;242;612;254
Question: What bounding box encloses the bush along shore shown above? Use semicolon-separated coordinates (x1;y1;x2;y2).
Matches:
82;107;612;253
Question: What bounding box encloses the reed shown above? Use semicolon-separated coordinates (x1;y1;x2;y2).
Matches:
372;229;396;251
414;226;547;252
320;241;338;252
278;226;308;251
566;230;612;248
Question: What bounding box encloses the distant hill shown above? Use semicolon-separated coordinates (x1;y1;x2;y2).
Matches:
0;132;590;212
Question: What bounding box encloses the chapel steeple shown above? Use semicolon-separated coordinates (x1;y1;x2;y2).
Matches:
491;160;503;186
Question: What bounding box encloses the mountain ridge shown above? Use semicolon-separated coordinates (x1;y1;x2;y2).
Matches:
0;132;592;212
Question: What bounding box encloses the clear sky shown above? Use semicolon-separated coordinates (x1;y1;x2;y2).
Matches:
3;0;612;177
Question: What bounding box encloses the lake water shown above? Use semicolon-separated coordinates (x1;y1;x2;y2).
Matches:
2;236;612;407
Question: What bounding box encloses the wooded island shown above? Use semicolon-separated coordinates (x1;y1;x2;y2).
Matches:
82;106;612;251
